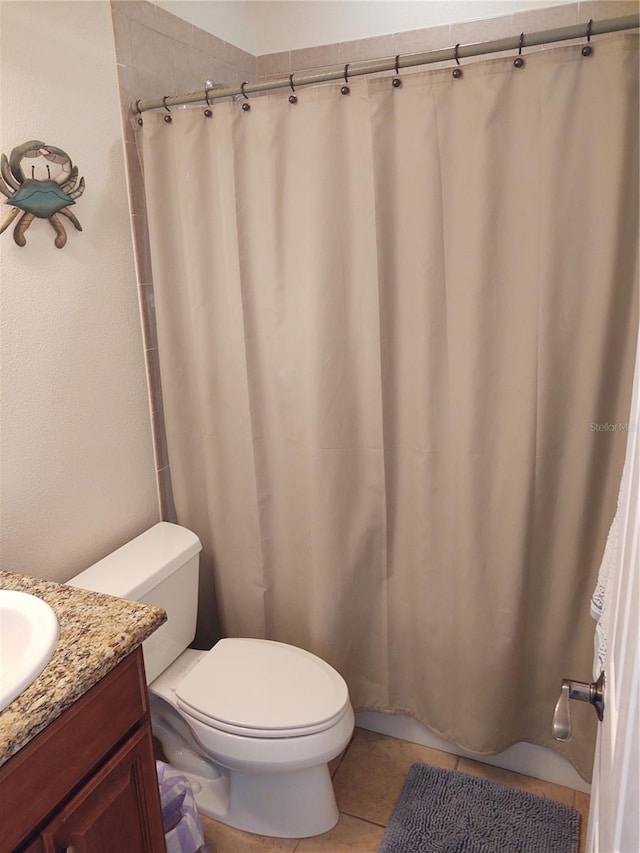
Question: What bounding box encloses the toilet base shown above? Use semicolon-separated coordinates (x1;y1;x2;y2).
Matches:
182;763;339;838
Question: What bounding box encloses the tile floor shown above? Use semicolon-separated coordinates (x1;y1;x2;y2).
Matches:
200;727;590;853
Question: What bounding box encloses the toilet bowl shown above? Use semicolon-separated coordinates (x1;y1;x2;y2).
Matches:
68;522;354;838
150;643;354;837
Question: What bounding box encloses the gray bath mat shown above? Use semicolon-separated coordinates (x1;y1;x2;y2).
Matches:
378;763;580;853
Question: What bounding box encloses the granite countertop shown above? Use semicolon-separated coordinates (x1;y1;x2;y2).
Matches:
0;571;166;768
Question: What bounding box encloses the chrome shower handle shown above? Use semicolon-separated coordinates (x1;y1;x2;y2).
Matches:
553;681;572;741
552;671;605;741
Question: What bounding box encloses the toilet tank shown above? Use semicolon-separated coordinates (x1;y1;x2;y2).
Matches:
68;522;202;683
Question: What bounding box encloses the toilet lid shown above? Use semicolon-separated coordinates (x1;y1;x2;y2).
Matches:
175;638;350;737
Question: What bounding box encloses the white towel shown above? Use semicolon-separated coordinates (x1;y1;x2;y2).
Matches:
590;504;620;681
593;324;640;680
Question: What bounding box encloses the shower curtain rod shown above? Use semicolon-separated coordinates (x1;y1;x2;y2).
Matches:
134;14;639;114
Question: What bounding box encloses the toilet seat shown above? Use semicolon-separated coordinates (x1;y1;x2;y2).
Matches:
175;638;350;739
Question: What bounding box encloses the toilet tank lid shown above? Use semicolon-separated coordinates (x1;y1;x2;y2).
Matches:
67;522;202;601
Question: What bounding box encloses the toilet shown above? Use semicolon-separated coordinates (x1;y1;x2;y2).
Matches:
69;522;354;838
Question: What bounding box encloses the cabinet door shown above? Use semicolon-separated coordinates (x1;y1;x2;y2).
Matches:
39;727;164;853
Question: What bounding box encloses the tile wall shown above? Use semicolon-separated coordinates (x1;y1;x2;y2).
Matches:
110;0;257;519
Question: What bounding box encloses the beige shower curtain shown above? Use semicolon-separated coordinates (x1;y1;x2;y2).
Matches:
139;35;638;777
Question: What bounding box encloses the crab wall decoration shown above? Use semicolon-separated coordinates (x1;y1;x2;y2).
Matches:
0;140;85;248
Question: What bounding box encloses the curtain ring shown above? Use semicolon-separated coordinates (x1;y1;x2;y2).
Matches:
452;44;463;78
341;63;350;95
392;54;402;88
162;96;172;122
135;99;143;125
204;87;213;117
582;19;593;56
240;81;251;110
289;73;298;104
514;32;525;67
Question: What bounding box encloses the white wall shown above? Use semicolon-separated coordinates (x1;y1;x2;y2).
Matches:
0;0;159;580
252;0;576;54
154;0;575;54
155;0;257;52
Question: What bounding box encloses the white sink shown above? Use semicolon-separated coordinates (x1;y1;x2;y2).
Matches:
0;590;59;711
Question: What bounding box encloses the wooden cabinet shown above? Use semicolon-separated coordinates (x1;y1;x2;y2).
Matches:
0;648;165;852
38;729;160;853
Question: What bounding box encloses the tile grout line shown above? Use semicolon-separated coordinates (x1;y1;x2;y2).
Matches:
338;806;388;828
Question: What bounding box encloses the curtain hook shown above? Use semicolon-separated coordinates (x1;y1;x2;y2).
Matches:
392;54;402;88
162;96;172;122
289;73;298;104
452;44;463;78
514;32;525;67
582;19;593;56
204;87;213;117
135;99;143;125
341;63;350;95
241;81;251;111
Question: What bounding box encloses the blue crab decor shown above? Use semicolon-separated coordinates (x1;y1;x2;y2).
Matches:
0;140;85;248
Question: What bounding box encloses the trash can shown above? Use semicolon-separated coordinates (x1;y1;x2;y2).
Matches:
156;761;208;853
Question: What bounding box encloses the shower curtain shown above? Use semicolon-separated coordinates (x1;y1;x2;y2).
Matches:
138;35;638;777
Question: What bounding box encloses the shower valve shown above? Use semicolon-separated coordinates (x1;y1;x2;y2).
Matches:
552;671;605;742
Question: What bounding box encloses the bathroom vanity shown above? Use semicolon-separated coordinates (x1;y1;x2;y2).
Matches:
0;572;167;852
